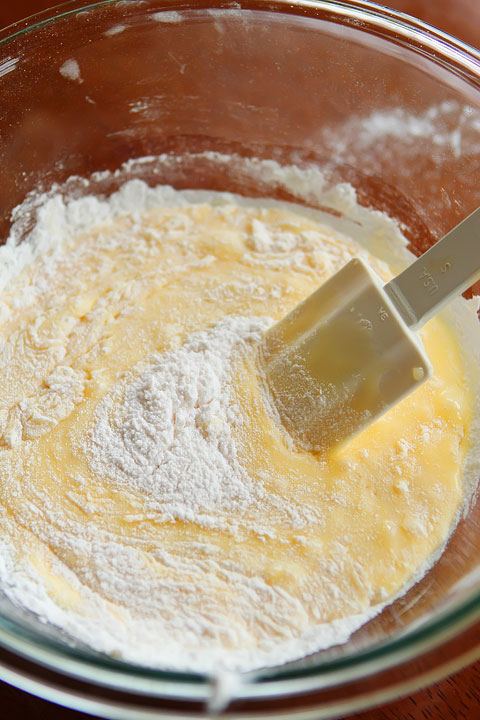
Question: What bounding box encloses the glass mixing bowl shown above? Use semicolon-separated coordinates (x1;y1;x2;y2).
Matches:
0;1;480;717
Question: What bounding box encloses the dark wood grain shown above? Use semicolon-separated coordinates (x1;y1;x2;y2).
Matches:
352;665;480;720
0;1;479;719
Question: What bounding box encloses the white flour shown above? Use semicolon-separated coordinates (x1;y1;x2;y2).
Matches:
87;316;268;525
0;151;478;680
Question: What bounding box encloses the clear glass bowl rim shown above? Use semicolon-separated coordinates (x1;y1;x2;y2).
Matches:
0;0;479;706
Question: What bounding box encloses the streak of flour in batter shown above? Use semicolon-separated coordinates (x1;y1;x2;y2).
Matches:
87;316;269;525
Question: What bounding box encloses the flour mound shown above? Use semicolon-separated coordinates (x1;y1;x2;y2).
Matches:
87;316;269;523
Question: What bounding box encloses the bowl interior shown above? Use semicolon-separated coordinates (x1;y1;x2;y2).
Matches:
0;0;479;698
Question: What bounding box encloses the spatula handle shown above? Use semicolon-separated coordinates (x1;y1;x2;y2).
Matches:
384;207;480;330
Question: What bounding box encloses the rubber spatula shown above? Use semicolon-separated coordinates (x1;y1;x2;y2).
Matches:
262;207;480;453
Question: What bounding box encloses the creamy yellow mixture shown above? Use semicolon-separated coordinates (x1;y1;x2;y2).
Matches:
0;192;471;670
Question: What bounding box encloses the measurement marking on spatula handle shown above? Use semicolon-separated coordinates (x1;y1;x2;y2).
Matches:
419;266;439;296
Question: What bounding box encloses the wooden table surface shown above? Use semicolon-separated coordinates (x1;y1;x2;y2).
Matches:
1;1;480;718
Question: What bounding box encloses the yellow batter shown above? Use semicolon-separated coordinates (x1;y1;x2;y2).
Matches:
0;190;471;670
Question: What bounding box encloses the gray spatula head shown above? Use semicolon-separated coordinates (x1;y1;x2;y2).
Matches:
261;258;431;452
261;207;480;453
